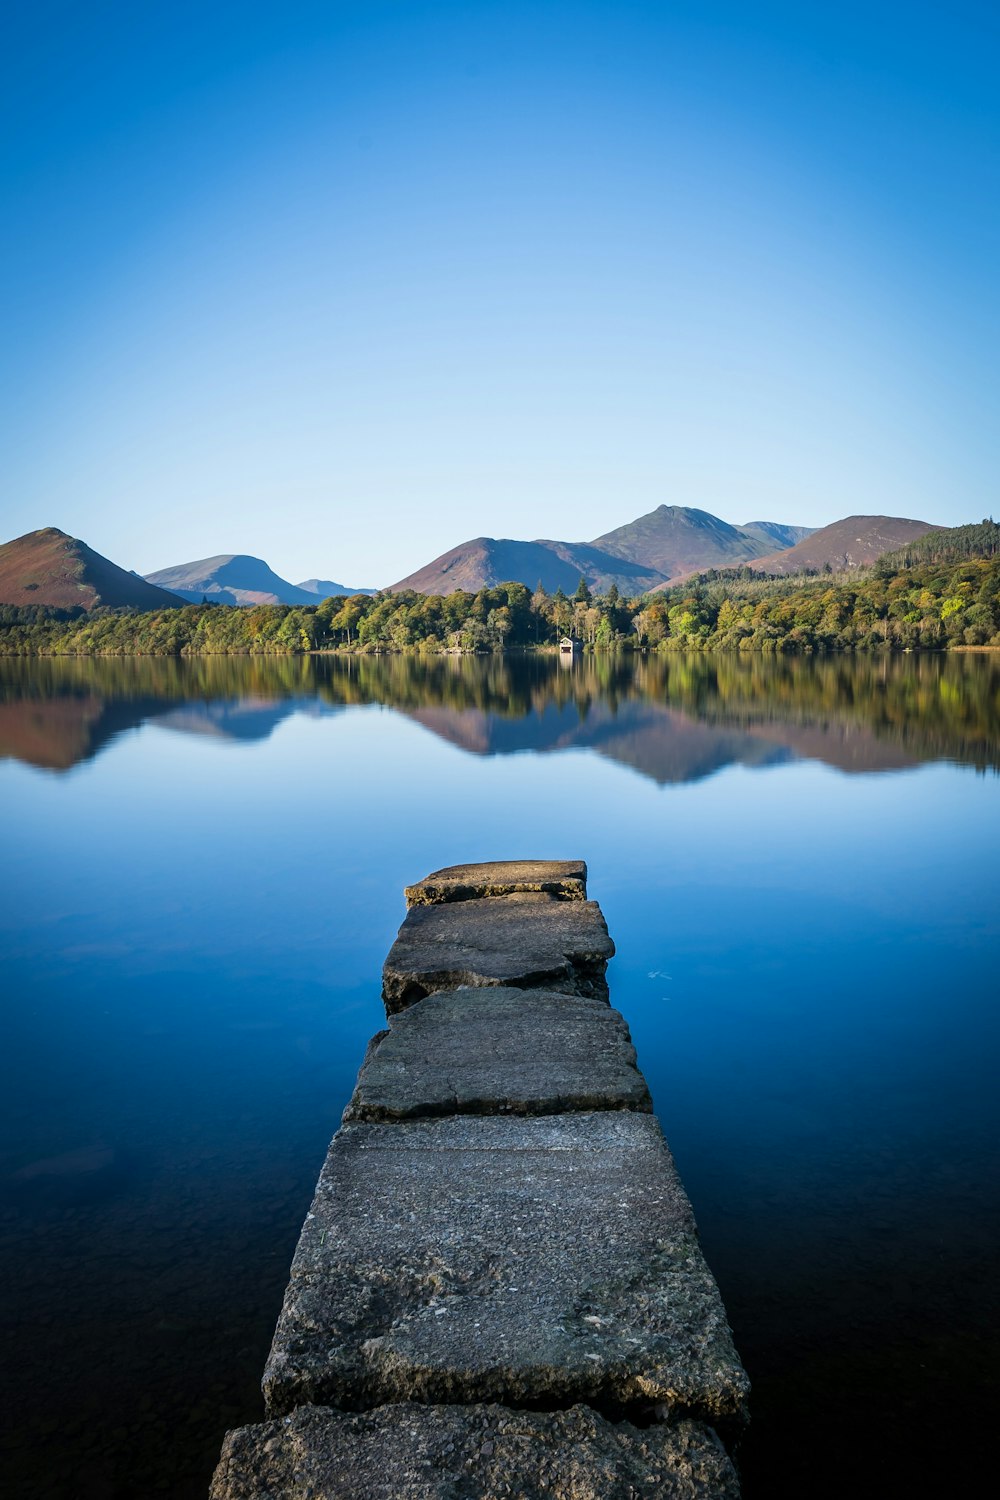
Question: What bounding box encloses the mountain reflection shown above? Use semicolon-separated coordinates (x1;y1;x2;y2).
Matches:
1;652;998;779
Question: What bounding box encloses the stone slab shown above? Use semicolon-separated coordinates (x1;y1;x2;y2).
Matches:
343;987;652;1122
405;859;588;908
211;1403;740;1500
262;1112;749;1425
382;893;615;1014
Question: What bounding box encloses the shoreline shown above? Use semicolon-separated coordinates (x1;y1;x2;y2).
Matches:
2;641;998;660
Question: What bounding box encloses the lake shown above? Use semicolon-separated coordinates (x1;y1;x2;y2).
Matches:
1;650;998;1499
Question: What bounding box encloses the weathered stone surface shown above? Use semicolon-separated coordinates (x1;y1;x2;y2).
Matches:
343;987;652;1122
263;1112;748;1425
383;893;615;1013
405;859;588;908
210;1402;740;1500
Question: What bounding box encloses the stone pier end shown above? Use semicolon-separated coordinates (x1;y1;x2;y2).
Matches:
405;859;589;908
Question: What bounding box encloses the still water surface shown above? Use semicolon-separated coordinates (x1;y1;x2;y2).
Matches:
1;652;998;1498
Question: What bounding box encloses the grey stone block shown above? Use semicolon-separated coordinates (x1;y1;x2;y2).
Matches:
262;1113;749;1426
405;859;588;908
210;1402;741;1500
343;987;652;1122
383;893;615;1014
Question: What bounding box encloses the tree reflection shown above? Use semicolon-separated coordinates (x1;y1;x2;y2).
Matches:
1;652;997;777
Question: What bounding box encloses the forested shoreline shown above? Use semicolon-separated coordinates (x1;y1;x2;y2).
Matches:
2;522;997;657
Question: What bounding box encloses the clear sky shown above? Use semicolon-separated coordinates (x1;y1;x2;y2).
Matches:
1;1;997;586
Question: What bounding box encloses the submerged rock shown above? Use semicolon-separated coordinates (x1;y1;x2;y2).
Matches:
12;1145;115;1180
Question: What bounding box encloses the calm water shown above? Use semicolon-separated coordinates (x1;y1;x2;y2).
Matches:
1;652;998;1499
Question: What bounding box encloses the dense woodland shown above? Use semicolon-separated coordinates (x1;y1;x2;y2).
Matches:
1;521;998;657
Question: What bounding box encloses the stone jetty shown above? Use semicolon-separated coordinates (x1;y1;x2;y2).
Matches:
210;860;749;1500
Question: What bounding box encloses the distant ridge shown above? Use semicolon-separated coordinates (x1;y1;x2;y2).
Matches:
751;515;941;575
0;528;183;611
739;521;816;550
297;578;374;598
144;554;321;607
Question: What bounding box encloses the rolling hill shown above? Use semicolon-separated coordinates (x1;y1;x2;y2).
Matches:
144;554;322;606
751;515;941;575
0;528;183;611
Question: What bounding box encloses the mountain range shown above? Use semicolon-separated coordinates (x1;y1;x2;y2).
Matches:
388;507;816;595
0;506;942;612
387;506;938;595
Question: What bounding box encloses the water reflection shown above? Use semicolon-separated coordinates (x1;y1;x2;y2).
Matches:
2;649;998;1500
2;651;998;777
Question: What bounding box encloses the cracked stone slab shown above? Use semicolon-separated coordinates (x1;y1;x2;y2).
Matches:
210;1403;741;1500
343;987;652;1122
405;859;588;908
382;892;615;1014
262;1112;749;1426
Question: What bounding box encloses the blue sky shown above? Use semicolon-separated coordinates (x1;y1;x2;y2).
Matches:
1;1;997;585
